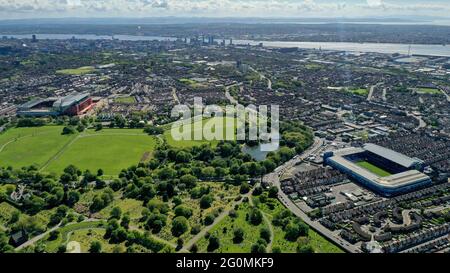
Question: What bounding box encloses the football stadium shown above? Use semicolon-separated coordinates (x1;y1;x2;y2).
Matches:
324;143;432;197
17;92;93;117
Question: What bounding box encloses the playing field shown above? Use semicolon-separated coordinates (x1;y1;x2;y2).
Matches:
416;88;442;95
114;96;136;104
56;66;96;75
44;130;158;175
0;126;76;168
0;126;157;175
356;161;392;177
164;117;237;148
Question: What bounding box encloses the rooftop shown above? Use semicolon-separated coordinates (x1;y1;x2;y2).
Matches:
363;143;423;169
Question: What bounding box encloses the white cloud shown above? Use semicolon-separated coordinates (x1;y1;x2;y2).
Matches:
0;0;449;19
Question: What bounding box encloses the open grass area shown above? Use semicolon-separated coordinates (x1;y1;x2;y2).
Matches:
179;78;207;89
154;182;240;244
114;96;136;104
45;129;158;175
345;88;369;96
256;197;343;253
356;161;392;177
416;87;442;95
41;220;106;252
0;202;20;225
56;66;96;75
0;126;157;175
196;201;268;253
68;228;127;253
0;126;75;169
164;117;237;148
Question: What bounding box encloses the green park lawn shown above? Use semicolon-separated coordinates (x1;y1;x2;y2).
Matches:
346;88;369;96
256;197;343;253
114;96;136;104
0;126;157;175
356;161;392;177
164;117;237;148
44;129;158;175
196;201;269;253
0;126;75;169
56;66;96;75
416;88;442;95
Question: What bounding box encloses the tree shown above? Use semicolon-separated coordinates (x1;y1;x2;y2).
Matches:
57;244;67;253
76;124;85;132
180;174;198;189
66;191;80;207
190;243;198;253
144;125;164;135
272;246;282;253
48;230;60;241
95;123;103;131
200;194;214;209
176;238;184;250
248;208;263;225
110;207;122;220
117;214;129;230
62;126;76;135
240;183;250;194
285;221;309;242
175;151;193;163
268;186;279;198
204;214;215;225
201;167;216;178
174;205;193;219
97;169;104;177
233;227;245;243
89;241;102;253
251;242;267;253
207;235;220;252
146;213;167;233
297;244;315;253
0;231;13;253
172;216;189;237
111;227;128;243
260;227;271;243
90;196;105;212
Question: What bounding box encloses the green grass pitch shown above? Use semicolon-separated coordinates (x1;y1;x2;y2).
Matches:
356;161;392;177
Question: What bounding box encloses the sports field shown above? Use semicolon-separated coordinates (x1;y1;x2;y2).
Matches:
56;66;96;75
164;116;237;148
0;126;157;175
416;88;442;95
114;96;136;104
356;161;392;177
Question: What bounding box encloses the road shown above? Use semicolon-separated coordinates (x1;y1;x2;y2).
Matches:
224;84;240;105
172;87;180;105
367;85;377;101
382;88;387;101
407;111;427;130
263;137;360;253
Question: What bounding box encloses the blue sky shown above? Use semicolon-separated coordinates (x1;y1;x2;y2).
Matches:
1;0;450;20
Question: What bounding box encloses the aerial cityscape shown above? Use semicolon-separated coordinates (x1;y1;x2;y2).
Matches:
0;0;450;258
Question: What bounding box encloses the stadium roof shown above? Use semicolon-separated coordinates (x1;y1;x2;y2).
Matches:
53;92;90;109
375;170;430;188
363;143;422;169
